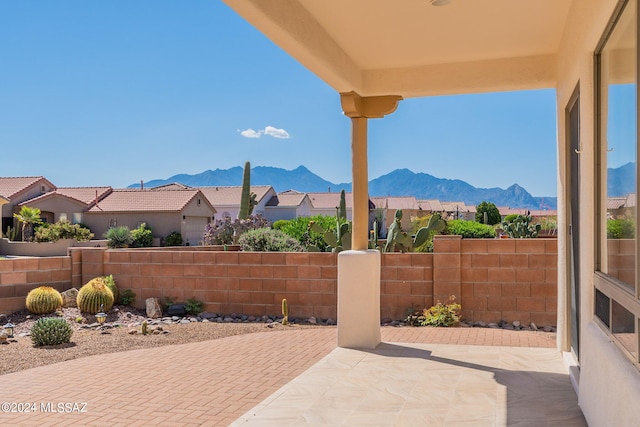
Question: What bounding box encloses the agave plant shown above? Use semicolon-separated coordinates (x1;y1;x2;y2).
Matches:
103;226;132;248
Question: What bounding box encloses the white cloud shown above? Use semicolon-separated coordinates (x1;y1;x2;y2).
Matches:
263;126;290;139
239;128;262;138
238;125;290;139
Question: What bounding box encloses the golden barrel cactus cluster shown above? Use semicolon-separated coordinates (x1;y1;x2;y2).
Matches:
76;277;115;314
25;286;63;314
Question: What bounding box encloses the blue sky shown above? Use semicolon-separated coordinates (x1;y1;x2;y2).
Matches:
0;1;558;197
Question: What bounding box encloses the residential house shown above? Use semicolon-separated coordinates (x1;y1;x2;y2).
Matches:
264;190;313;222
224;0;640;423
0;176;55;231
308;191;379;235
607;194;636;219
370;196;424;232
441;201;475;221
197;185;276;220
83;189;216;246
20;187;112;225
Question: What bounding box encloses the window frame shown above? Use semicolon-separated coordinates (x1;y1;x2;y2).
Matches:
594;0;640;367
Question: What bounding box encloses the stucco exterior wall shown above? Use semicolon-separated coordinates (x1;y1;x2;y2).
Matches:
82;212;180;240
26;197;87;223
0;238;106;257
555;1;640;425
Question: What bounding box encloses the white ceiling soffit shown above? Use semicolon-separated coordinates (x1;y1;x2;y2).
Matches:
223;0;573;97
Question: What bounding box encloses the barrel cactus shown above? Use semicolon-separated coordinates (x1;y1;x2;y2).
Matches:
31;317;73;346
25;286;63;314
77;277;114;314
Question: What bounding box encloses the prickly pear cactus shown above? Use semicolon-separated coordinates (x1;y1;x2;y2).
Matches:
502;214;541;238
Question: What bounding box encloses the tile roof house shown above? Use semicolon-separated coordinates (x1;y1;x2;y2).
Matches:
264;190;313;221
83;189;216;246
307;191;376;219
0;176;56;231
19;186;114;224
197;185;276;220
3;177;217;246
441;201;475;221
370;196;424;231
417;199;444;212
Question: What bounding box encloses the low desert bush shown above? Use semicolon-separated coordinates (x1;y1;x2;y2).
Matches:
405;296;461;327
445;220;496;238
238;228;304;252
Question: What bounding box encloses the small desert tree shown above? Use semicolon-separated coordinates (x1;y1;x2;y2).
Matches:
475;201;501;225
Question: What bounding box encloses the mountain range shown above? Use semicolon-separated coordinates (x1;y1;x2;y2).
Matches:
608;162;636;197
132;165;558;210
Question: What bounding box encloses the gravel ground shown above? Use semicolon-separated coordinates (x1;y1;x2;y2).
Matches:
0;307;328;376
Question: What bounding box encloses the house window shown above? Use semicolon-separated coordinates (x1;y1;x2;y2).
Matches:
59;213;67;222
595;0;639;365
109;219;117;228
73;213;82;224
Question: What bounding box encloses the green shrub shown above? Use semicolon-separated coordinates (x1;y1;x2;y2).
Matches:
130;223;153;248
475;201;501;225
277;215;337;251
271;219;290;230
503;214;519;223
607;218;635;239
120;289;136;306
185;297;204;315
536;216;557;231
164;231;183;246
30;317;73;347
406;296;461;327
203;215;269;245
445;220;496;238
104;226;132;248
103;274;119;302
35;219;94;242
238;228;304;252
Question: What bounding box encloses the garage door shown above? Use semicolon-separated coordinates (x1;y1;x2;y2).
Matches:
183;216;210;246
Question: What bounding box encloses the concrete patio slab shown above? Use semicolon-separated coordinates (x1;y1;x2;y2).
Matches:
0;326;583;426
231;341;586;426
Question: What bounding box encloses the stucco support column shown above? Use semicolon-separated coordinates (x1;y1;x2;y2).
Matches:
338;91;402;349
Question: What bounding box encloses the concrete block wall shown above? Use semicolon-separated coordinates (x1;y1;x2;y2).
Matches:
457;237;557;325
3;239;557;325
0;257;71;313
94;251;340;320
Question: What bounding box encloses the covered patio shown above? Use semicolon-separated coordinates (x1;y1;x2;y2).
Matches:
223;1;640;425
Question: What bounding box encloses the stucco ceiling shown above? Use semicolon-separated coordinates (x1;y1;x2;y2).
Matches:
224;0;574;97
299;0;571;69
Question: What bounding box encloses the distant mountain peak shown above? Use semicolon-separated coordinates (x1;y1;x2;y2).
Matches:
130;165;553;209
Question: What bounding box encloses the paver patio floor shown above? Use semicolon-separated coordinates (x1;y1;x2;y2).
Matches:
0;326;585;426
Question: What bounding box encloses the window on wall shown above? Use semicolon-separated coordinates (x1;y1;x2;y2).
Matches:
595;0;639;365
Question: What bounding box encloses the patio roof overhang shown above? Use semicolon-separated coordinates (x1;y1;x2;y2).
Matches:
223;0;572;97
